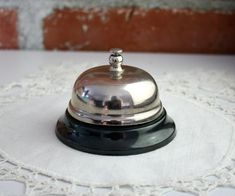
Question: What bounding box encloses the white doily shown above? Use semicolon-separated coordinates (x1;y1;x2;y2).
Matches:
0;62;235;196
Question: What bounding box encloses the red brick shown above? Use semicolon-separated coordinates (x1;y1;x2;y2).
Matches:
44;8;235;53
0;9;18;49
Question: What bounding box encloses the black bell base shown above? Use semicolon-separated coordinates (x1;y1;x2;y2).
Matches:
55;109;176;156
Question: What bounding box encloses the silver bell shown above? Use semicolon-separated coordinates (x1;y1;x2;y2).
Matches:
56;49;176;155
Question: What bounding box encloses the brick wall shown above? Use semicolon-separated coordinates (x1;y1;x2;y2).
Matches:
0;0;235;53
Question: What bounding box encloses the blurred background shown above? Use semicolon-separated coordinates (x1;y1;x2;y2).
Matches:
0;0;234;53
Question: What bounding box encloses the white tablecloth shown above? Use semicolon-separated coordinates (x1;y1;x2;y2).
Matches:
0;51;235;196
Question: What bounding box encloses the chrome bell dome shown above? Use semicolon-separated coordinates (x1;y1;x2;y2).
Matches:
68;48;164;126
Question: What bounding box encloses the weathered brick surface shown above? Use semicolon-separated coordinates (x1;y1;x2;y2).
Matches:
0;9;18;49
44;8;235;53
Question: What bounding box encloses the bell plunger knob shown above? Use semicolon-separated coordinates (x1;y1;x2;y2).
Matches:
109;48;124;78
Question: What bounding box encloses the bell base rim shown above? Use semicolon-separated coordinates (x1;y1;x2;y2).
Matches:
55;109;176;156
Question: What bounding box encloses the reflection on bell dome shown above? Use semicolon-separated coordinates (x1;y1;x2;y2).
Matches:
68;65;163;126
